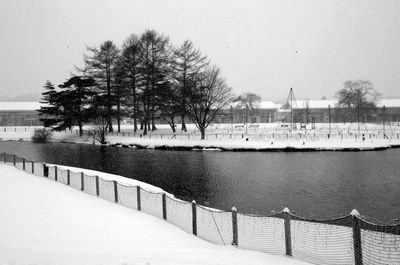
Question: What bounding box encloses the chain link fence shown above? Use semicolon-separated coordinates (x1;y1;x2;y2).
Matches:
1;152;399;265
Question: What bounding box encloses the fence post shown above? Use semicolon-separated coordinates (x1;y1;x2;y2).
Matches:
22;158;25;170
3;153;6;163
54;166;58;181
80;172;84;191
232;207;238;246
95;176;99;196
43;163;48;177
67;169;70;186
351;209;363;265
13;154;16;166
162;193;167;220
192;200;197;235
32;160;34;174
136;186;141;210
283;207;292;256
113;180;118;203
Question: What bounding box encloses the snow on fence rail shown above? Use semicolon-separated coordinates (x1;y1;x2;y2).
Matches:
1;152;400;265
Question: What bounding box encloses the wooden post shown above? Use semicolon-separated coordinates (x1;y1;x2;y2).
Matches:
80;172;84;191
136;186;141;210
3;153;6;163
67;170;70;186
22;158;25;170
43;163;48;177
13;154;16;166
113;180;118;203
351;210;363;265
232;207;238;246
283;208;292;256
192;200;197;235
162;193;167;220
54;166;58;181
95;176;99;196
32;160;34;174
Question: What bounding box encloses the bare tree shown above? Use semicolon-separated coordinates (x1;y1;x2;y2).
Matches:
84;40;120;132
138;29;171;135
172;40;208;132
336;80;381;123
232;92;262;123
119;34;142;132
186;66;232;139
88;116;109;145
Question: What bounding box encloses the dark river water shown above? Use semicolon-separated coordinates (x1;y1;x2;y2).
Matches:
1;141;399;222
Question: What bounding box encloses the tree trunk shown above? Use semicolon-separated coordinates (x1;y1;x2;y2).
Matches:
200;127;205;140
180;114;187;132
78;122;83;137
117;102;121;133
134;117;137;132
143;119;148;135
108;117;113;132
140;121;144;130
151;114;157;131
170;116;176;133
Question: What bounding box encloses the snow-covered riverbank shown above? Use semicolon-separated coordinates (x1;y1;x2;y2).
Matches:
1;124;399;151
107;136;399;151
0;164;309;265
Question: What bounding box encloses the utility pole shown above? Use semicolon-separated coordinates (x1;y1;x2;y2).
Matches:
231;105;234;133
245;105;248;135
357;98;360;136
383;105;386;138
328;104;331;136
290;87;293;131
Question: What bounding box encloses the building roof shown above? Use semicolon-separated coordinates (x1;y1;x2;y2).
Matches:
0;102;41;111
258;101;277;109
377;99;400;108
294;99;338;109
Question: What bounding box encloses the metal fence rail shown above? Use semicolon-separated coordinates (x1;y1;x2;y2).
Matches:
1;152;399;265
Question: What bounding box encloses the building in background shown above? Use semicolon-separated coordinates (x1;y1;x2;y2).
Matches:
0;99;399;127
0;102;42;126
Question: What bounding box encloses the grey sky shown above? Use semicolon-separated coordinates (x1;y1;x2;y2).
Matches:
1;0;399;101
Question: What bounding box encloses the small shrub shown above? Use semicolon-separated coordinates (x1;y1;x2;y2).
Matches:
88;117;109;145
32;128;53;143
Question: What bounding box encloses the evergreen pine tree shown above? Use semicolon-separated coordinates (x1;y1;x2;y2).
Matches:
37;80;62;127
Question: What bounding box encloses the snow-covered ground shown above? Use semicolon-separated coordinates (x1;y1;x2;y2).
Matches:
0;164;309;265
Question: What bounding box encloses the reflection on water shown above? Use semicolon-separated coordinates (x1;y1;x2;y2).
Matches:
1;141;399;221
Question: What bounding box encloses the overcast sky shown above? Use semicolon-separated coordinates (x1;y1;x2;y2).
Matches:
1;0;399;102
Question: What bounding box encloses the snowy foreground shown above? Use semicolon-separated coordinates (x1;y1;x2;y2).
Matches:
0;164;309;265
